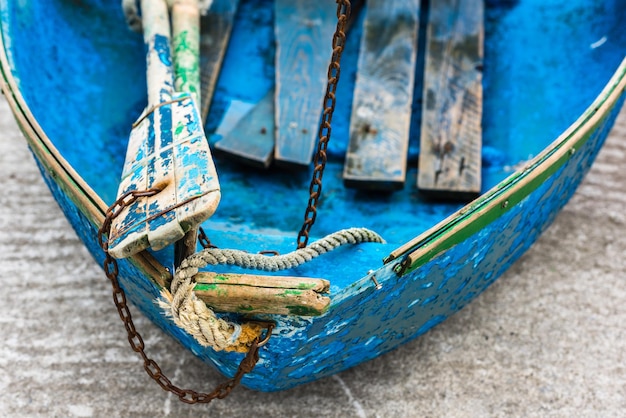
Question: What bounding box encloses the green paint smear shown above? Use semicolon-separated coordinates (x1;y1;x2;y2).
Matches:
173;30;200;96
297;282;318;290
286;305;322;316
282;289;303;296
196;283;217;291
175;122;184;136
195;283;227;297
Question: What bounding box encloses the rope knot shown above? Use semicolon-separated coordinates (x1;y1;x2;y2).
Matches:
158;227;383;351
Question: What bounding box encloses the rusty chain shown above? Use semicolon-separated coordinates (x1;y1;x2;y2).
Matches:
296;0;351;249
95;0;350;402
198;226;217;249
97;189;274;404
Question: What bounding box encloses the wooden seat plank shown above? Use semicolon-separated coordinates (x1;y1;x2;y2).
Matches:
214;88;275;168
417;0;484;200
274;0;336;168
343;0;420;190
199;0;240;121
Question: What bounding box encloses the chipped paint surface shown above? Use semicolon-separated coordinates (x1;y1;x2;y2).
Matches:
2;0;626;394
23;81;625;391
108;0;220;257
104;100;624;390
109;92;220;257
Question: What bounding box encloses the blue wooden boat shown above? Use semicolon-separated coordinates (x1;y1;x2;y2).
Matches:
1;0;624;397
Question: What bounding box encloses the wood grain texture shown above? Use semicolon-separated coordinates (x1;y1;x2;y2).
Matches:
199;0;240;121
194;272;330;315
214;88;276;168
172;0;202;265
343;0;420;190
2;99;626;415
109;94;221;258
417;0;483;199
274;0;336;167
109;0;220;257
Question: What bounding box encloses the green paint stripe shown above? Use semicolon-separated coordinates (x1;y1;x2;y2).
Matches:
393;61;626;276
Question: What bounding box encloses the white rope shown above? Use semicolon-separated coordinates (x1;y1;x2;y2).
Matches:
183;228;385;272
158;228;384;351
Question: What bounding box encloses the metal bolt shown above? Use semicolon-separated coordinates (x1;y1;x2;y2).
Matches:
368;270;382;290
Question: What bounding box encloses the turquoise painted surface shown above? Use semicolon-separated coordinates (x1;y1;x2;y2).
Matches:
2;0;625;391
32;97;624;391
6;0;625;259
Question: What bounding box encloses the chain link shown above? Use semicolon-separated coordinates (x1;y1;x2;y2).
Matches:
296;0;351;249
97;189;274;404
95;0;349;401
198;226;217;249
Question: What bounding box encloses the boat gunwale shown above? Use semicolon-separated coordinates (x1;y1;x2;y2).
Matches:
0;5;624;296
389;57;626;275
0;11;169;287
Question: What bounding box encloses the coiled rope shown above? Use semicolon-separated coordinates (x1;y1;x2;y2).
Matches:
158;228;384;352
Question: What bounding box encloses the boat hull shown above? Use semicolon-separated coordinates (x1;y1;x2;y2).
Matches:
22;86;624;391
1;0;624;391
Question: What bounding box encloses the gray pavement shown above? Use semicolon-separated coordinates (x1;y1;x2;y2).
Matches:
0;97;624;417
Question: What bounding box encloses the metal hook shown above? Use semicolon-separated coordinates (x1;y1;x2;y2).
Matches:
248;321;275;348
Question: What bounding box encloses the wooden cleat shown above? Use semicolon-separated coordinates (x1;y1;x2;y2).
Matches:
194;272;331;316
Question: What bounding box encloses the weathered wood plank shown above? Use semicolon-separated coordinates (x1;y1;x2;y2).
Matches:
108;0;221;258
214;1;363;169
196;272;330;292
343;0;420;190
274;0;336;167
199;0;240;121
172;0;203;265
109;97;222;258
214;88;275;168
194;272;330;316
417;0;484;199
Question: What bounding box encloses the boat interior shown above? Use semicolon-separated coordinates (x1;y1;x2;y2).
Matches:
2;0;625;291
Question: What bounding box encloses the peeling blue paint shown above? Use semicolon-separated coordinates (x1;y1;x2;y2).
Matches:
2;0;625;393
153;34;172;68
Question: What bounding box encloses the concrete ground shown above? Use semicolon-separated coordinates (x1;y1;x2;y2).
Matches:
0;97;624;417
